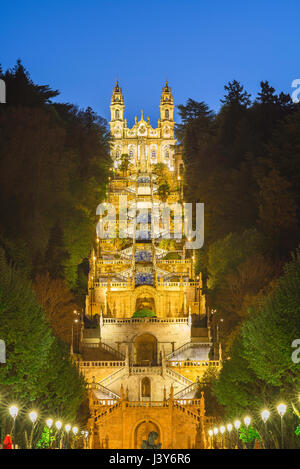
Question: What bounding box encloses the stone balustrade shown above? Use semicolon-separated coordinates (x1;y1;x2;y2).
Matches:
78;360;126;368
167;360;220;367
103;317;189;324
129;366;162;375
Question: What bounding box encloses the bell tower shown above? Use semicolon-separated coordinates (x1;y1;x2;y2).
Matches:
159;80;174;123
110;81;125;139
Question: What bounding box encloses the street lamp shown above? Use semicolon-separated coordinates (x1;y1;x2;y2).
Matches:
244;416;251;428
72;426;79;449
55;420;62;431
71;318;79;354
9;405;19;444
72;426;78;436
227;423;233;449
261;409;270;449
243;416;251;448
220;425;225;449
28;411;38;449
277;403;287;449
55;420;62;449
261;409;270;423
46;418;53;449
29;411;38;424
234;420;241;449
9;404;18;419
65;424;71;449
213;427;218;449
208;429;213;449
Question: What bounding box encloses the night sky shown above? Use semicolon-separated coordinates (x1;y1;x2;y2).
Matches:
1;0;299;125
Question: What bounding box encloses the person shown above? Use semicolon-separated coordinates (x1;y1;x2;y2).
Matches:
3;434;12;449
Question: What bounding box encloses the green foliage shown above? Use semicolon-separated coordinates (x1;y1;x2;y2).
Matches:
0;61;110;291
207;229;266;289
133;308;156;318
159;239;178;251
157;182;170;202
239;425;260;444
163;252;180;260
36;426;55;449
242;250;300;389
0;248;86;420
214;250;300;441
119;153;131;175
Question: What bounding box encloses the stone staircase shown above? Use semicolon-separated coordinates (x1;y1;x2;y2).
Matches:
82;342;125;361
166;341;210;360
100;366;128;387
165;367;193;387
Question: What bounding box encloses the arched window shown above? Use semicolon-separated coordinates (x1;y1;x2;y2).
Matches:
165;109;169;120
115;109;119;119
129;149;134;160
151;149;156;159
141;377;151;398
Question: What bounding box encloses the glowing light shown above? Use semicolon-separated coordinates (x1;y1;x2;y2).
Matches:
277;403;287;417
244;416;251;428
220;425;225;434
234;420;241;430
29;411;38;424
261;409;270;423
208;429;213;437
227;423;233;432
72;426;78;436
9;405;18;419
55;420;62;430
213;427;218;436
65;424;71;433
46;418;53;429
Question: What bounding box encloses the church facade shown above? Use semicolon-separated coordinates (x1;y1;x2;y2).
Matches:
109;81;176;171
74;82;220;449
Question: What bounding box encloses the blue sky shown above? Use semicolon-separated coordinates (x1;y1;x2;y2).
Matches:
1;0;299;125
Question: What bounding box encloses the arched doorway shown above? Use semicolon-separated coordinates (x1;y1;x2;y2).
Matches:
134;334;157;365
134;420;161;449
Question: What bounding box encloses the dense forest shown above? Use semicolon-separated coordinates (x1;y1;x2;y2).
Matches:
0;61;110;444
177;80;300;446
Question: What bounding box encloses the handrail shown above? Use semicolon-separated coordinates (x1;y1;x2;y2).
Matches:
165;367;193;386
174;381;199;398
90;382;120;399
100;366;128;387
100;342;125;360
166;341;211;360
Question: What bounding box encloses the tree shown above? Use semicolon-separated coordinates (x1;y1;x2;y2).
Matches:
0;248;86;421
3;59;59;107
157;182;170;203
256;167;299;256
242;250;300;391
213;251;300;447
33;273;77;344
119;153;131;177
44;222;70;279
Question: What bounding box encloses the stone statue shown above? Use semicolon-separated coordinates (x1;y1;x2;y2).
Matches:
141;431;161;449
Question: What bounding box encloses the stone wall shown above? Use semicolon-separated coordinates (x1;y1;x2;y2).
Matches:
100;321;191;358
